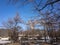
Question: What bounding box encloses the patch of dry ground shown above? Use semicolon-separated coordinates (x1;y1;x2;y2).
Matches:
8;43;20;45
8;42;51;45
41;43;51;45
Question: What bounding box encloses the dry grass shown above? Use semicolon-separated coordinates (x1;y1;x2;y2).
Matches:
8;43;20;45
8;42;52;45
41;43;51;45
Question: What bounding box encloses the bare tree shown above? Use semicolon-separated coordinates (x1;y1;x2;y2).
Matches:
7;0;60;44
3;13;23;43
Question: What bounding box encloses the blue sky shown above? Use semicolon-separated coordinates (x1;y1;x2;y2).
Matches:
0;0;37;27
0;0;59;30
0;0;39;30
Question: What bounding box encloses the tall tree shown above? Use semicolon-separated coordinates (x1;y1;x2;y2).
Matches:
3;13;23;43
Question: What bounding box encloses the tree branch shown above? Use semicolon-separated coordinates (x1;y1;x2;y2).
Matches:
36;0;60;11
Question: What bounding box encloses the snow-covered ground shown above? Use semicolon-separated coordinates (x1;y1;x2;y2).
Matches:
0;40;11;44
0;37;9;41
0;37;11;44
